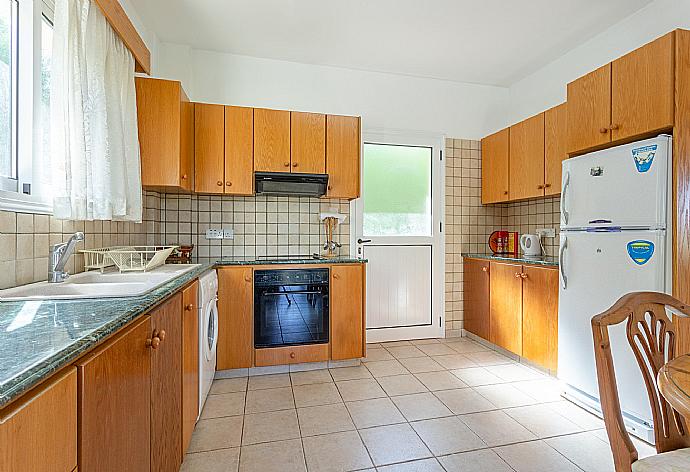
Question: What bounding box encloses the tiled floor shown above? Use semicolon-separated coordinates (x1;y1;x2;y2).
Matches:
182;337;656;472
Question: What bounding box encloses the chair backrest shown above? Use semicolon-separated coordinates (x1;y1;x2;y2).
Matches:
591;291;690;472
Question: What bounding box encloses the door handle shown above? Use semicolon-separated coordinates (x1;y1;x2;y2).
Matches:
560;171;570;225
357;239;372;244
559;236;568;289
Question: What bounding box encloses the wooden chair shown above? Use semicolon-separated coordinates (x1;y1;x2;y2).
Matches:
592;291;690;471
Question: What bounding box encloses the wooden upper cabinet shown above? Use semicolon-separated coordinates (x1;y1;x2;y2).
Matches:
481;128;510;203
326;114;361;199
489;262;523;355
522;266;559;371
567;64;612;154
217;267;254;370
331;264;365;360
463;258;490;341
544;103;567;196
254;108;291;172
181;282;199;458
291;112;326;174
510;113;545;200
611;32;674;141
77;315;152;472
136;77;194;191
195;103;225;194
225;106;254;195
0;368;77;472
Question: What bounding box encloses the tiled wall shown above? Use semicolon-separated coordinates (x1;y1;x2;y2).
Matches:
158;194;351;260
502;197;561;258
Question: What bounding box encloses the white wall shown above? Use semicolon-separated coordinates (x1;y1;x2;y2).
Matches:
155;44;509;139
119;0;160;72
506;0;690;126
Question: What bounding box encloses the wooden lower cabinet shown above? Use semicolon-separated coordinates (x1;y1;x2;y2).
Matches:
489;262;523;355
463;258;490;340
255;344;329;366
217;266;254;369
77;316;152;472
522;266;559;371
0;368;77;472
331;264;366;360
181;281;199;458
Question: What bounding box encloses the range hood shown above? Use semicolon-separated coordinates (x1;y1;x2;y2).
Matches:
255;172;329;197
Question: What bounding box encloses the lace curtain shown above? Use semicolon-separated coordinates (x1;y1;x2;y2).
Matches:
50;0;142;222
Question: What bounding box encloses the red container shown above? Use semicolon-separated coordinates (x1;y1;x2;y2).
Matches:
488;231;519;255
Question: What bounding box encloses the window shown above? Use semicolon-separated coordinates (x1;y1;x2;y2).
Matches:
0;0;17;189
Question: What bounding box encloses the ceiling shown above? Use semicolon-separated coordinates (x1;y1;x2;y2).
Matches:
133;0;654;87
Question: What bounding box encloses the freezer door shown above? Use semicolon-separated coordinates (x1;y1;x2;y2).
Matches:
560;136;670;230
558;229;667;425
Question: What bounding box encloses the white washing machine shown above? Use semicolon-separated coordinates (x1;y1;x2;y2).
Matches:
198;270;218;418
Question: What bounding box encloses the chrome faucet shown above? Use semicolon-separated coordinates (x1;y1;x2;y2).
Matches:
49;232;85;283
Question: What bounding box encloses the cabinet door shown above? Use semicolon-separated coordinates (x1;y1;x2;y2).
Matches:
611;32;674;141
489;262;523;355
544;103;567;196
181;281;199;457
0;368;77;472
217;267;254;369
326;115;361;199
254;108;291;172
567;64;611;154
291;112;326;174
78;316;152;472
510;113;545;200
179;90;194;191
195;103;226;194
225;106;254;195
150;294;183;472
331;264;365;360
522;266;559;371
463;258;490;341
481;128;510;203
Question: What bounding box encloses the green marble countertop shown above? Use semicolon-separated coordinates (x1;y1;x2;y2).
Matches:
214;257;367;265
463;253;559;267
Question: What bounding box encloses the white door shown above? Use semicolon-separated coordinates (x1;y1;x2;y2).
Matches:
352;132;444;342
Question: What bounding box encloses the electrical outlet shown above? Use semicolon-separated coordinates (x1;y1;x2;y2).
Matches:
223;229;234;240
536;228;556;238
205;229;223;240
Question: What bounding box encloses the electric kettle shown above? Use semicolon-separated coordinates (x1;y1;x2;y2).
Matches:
520;233;542;258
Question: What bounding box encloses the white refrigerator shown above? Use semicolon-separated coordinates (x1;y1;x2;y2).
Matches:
558;135;672;443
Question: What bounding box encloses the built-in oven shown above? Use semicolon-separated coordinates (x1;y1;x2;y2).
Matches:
254;268;329;348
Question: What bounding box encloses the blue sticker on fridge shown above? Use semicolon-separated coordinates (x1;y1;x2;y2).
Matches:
627;240;655;265
632;144;657;173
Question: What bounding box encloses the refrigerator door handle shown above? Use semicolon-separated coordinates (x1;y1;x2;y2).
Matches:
561;171;570;225
559;236;568;289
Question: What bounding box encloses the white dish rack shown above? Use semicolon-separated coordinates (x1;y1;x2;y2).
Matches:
81;246;178;273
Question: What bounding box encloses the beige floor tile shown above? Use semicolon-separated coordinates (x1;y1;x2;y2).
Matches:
411;416;486;455
381;340;413;347
438;449;514;472
473;384;538;408
411;338;442;345
434;388;496;414
445;341;491;354
181;447;240;472
431;354;478;370
459;410;537;447
414;371;468;391
504;404;582;438
377;458;445;471
494;440;581;472
201;392;246;419
362;348;395;362
365;359;410;377
391;392;453;421
189;416;244;453
592;428;654;460
377;374;429;396
290;369;333;386
346;397;406;428
297;403;355;437
386;345;428;359
336;378;387;401
464;351;514;366
242;409;300;445
302;430;373;472
248;373;291;390
546;431;615;472
245;387;295;413
417;343;457;356
398;356;446;373
293;382;342;407
511;378;563;403
359;423;432;466
239;439;306;472
484;363;545;382
450;367;505;386
210;378;247;395
329;365;373;381
547;401;605;430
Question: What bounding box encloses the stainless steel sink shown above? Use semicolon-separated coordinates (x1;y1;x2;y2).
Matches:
0;264;202;301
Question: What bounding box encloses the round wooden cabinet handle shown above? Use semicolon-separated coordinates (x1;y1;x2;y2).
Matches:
245;275;252;282
514;272;522;278
292;162;299;168
181;174;188;180
146;337;161;349
158;330;166;342
503;190;508;195
482;267;488;272
284;162;290;167
217;180;223;186
333;273;340;279
226;181;232;187
290;352;296;359
537;184;544;189
599;127;609;134
185;303;194;311
521;273;528;279
544;183;552;188
609;124;620;131
327;185;332;190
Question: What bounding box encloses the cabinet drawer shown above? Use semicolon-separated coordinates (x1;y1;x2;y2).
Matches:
255;344;329;367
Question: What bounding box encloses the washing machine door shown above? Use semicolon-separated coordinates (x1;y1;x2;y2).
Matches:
204;299;219;362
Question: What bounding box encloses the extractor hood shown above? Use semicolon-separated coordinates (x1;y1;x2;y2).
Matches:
255;172;329;197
